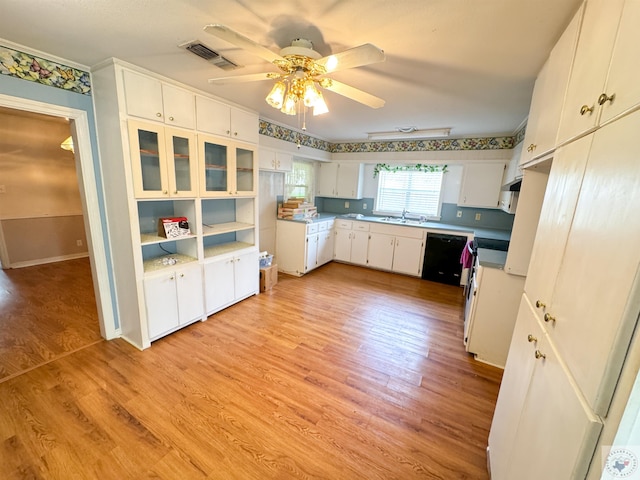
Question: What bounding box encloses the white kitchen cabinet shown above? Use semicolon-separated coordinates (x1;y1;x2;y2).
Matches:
258;147;293;172
195;95;259;144
123;70;195;129
367;233;394;271
275;219;334;276
519;4;582;165
144;263;204;340
128;120;198;198
333;219;369;265
316;162;364;199
198;134;257;197
498;191;518;214
367;223;425;277
203;249;258;315
557;0;639;146
457;162;505;208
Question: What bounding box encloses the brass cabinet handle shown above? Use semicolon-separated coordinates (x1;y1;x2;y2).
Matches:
527;334;537;343
156;112;162;118
535;350;546;360
544;313;556;323
169;116;174;121
535;300;546;309
580;105;594;116
162;190;168;195
598;93;615;106
527;143;536;153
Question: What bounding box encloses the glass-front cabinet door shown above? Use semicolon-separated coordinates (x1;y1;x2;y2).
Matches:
199;135;229;196
235;146;255;195
129;120;169;198
165;128;197;197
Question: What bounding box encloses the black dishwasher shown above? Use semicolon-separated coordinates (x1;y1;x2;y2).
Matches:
422;233;468;285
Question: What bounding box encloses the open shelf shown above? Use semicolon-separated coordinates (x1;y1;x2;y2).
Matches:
202;222;254;237
140;232;197;245
143;253;198;273
203;241;254;259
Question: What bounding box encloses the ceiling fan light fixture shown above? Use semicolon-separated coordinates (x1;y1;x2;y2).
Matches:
367;127;452;141
281;91;298;116
266;81;286;109
302;79;321;107
313;92;329;116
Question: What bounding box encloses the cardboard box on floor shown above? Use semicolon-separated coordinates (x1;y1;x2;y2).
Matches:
260;264;278;292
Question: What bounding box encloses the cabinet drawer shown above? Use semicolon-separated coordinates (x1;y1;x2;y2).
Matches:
306;223;319;234
318;221;328;232
335;219;352;229
353;222;370;232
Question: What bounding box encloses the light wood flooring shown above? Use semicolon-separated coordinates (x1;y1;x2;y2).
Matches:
0;260;502;479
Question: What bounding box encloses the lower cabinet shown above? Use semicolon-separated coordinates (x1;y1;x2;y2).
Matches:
203;249;258;315
333;220;369;265
144;263;204;340
276;219;335;276
488;295;603;480
367;223;425;276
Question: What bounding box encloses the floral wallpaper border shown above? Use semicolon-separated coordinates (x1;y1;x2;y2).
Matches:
260;119;527;154
0;45;91;95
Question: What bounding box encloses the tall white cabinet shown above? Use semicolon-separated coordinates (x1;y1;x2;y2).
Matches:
489;1;640;477
92;59;259;349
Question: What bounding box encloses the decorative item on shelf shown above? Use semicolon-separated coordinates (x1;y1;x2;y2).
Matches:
277;197;317;219
157;217;190;238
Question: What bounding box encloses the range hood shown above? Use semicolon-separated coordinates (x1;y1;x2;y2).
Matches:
502;176;522;192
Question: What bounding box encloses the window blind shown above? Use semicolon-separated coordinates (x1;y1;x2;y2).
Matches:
376;170;444;217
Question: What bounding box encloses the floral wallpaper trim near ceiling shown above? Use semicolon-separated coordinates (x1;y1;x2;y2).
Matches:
0;46;91;95
260;120;526;153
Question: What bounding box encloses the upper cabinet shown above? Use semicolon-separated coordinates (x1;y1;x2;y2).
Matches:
195;96;259;144
317;162;364;199
458;162;505;208
123;70;196;129
258;147;293;172
519;4;582;166
198;134;257;197
557;0;640;145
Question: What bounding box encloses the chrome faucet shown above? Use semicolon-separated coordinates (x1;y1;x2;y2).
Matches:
401;209;408;220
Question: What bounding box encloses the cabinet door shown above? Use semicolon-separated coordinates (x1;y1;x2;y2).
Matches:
165;128;197;197
199;135;230;196
505;310;603;480
367;233;394;270
336;163;363;199
161;84;195;129
204;257;235;313
195;96;231;137
258;148;277;171
176;265;203;324
350;230;369;265
519;61;549;166
317;230;334;266
235;145;256;195
524;134;592;311
317;162;338;197
488;296;539;479
458;163;504;208
122;70;164;122
276;152;293;172
144;272;179;339
305;234;319;272
392;236;424;276
230;108;259;144
333;229;352;262
234;250;259;300
545;112;640;414
599;0;640;124
557;0;624;145
128;121;170;198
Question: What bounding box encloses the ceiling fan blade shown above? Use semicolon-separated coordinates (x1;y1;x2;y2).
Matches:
208;72;281;85
316;44;385;73
321;79;385;109
203;24;284;64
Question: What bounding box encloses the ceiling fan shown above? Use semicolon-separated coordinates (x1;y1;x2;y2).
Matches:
203;24;386;118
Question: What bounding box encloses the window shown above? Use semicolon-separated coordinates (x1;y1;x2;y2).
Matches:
375;169;444;218
284;161;314;201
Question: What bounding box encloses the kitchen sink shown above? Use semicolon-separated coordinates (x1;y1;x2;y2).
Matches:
379;217;424;225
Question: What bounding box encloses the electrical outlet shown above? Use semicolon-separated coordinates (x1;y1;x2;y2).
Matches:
475;213;482;221
344;201;350;208
456;210;462;218
363;203;367;210
76;239;83;247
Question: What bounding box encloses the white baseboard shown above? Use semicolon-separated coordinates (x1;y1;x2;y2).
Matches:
7;252;89;269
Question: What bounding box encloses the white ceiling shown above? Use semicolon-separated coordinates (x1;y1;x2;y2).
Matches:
0;0;582;142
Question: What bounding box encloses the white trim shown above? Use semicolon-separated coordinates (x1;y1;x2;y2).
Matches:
0;93;117;340
9;252;89;269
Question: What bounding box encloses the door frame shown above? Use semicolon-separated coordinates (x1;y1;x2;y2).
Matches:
0;93;117;340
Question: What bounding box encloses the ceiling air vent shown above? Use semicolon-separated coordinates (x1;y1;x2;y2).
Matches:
179;40;240;71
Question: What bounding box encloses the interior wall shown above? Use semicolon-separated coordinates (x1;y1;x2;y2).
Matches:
258;171;284;257
0;107;88;267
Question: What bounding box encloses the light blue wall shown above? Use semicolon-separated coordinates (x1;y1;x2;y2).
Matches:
0;73;119;329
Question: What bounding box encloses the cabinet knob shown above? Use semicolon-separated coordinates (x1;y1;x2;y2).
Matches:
156;112;162;118
527;143;536;153
180;273;184;278
234;132;238;136
169;275;174;280
534;350;546;360
173;190;178;194
527;334;537;343
580;104;594;116
535;300;546;309
544;313;556;323
598;93;615;106
169;116;174;121
163;190;168;194
226;130;230;135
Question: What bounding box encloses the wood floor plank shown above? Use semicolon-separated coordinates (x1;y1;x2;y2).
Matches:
0;260;502;478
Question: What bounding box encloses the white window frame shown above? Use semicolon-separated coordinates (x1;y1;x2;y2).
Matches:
374;168;445;220
284;160;315;202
